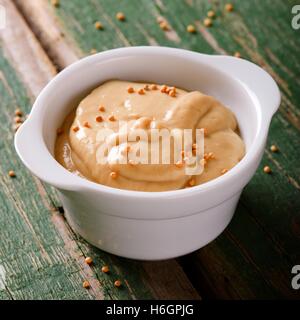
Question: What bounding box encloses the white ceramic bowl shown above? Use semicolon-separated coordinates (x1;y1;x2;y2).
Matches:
15;47;280;260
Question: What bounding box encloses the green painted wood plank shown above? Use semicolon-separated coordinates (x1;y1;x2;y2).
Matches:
45;0;300;298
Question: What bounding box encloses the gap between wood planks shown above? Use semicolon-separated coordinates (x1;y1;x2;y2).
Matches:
1;0;200;300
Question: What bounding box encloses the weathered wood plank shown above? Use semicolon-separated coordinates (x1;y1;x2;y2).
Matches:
30;0;300;299
0;0;200;299
14;0;79;69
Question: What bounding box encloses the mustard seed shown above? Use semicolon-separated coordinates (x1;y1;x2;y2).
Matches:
187;24;196;33
204;18;212;27
85;257;93;265
8;170;16;178
116;12;125;21
96;116;103;122
101;265;109;273
225;3;234;12
263;166;272;174
51;0;59;7
94;21;103;30
207;10;215;18
110;171;118;179
114;280;122;288
15;108;23;116
270;145;279;152
127;86;134;93
14;116;23;124
159;21;169;31
108;115;116;121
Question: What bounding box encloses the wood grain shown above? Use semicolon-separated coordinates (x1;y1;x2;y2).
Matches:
14;0;79;69
0;0;199;300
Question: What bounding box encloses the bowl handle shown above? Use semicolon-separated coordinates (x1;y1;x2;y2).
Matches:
14;118;80;191
210;55;281;120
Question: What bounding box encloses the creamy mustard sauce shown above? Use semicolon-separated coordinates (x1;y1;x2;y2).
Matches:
55;80;245;191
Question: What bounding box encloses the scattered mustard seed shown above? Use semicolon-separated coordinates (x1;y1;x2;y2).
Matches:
15;108;23;116
94;21;103;30
127;86;134;93
150;84;157;90
51;0;59;8
270;145;279;152
138;88;145;95
82;280;90;289
234;51;241;58
73;126;79;132
85;257;93;265
159;21;169;31
114;280;122;288
187;24;196;33
14;116;23;124
169;89;176;97
8;170;16;178
108;115;116;121
110;171;118;179
84;121;91;128
263;166;272;174
116;12;125;21
207;10;215;18
225;3;234;12
204;18;213;27
101;265;109;273
144;84;150;91
96;116;103;122
160;85;168;93
99;105;105;112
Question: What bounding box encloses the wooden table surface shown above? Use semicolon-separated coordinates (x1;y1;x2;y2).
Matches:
0;0;299;300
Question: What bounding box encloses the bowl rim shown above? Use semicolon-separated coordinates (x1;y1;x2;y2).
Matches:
15;46;280;199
